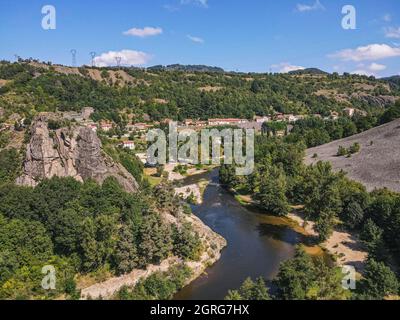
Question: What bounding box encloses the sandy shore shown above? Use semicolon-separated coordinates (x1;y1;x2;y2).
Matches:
288;212;367;272
175;184;203;204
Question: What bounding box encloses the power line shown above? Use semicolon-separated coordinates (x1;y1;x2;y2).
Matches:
89;52;96;67
70;49;77;67
115;56;122;68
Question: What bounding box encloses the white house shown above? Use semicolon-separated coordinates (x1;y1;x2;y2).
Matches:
100;122;113;132
122;141;135;150
254;116;270;123
208;118;248;126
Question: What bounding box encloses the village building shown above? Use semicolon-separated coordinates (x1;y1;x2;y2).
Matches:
129;123;153;132
208;118;248;126
181;119;208;129
184;119;195;126
273;114;285;122
254;116;270;123
194;120;208;127
121;141;135;150
284;114;299;123
100;121;113;132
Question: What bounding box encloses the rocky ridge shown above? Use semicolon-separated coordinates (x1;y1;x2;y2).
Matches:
16;115;139;193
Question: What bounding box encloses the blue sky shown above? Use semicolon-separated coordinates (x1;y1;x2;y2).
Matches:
1;0;400;77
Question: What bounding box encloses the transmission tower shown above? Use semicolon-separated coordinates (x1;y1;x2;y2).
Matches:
70;49;77;67
89;52;96;67
115;56;122;68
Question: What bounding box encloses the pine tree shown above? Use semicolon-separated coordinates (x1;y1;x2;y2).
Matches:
113;225;138;275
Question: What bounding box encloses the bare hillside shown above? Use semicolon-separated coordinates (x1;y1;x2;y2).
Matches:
305;119;400;192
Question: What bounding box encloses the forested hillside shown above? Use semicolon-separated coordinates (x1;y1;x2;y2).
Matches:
0;59;398;126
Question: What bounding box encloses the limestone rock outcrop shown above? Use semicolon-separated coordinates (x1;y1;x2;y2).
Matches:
16;116;139;193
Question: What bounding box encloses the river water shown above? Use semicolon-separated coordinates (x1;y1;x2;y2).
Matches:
174;169;320;300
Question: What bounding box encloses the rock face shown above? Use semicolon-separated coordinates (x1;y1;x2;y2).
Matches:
16;116;139;193
305;118;400;192
351;93;397;108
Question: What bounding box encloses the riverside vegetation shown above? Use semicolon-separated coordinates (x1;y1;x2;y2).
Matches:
220;101;400;300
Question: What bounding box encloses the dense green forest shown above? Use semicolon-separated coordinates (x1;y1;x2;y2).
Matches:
0;147;202;299
0;60;398;125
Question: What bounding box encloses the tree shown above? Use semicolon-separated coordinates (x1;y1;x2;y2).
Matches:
349;142;360;154
273;248;347;300
0;149;21;183
53;208;84;255
314;210;336;242
80;218;101;272
255;166;290;216
357;259;399;299
379;101;400;124
342;201;364;230
250;80;262;94
172;223;202;261
302;162;342;242
225;277;271;300
113;225;138;275
337;145;347;157
273;248;316;300
360;219;386;261
306;258;348;300
138;213;173;265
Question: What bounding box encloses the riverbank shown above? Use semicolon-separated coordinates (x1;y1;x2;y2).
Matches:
287;211;367;272
234;193;367;272
80;212;226;299
80;167;226;300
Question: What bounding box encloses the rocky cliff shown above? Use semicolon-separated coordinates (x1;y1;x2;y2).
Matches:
16;115;139;193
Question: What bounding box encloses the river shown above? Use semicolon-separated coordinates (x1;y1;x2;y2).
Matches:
174;169;322;300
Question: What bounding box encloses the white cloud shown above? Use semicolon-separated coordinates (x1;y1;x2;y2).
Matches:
384;27;400;39
351;62;387;77
329;44;400;61
93;50;152;67
351;69;375;77
181;0;208;8
272;62;305;73
368;62;386;72
296;0;325;12
123;27;163;38
163;4;179;12
187;35;204;43
383;14;392;22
